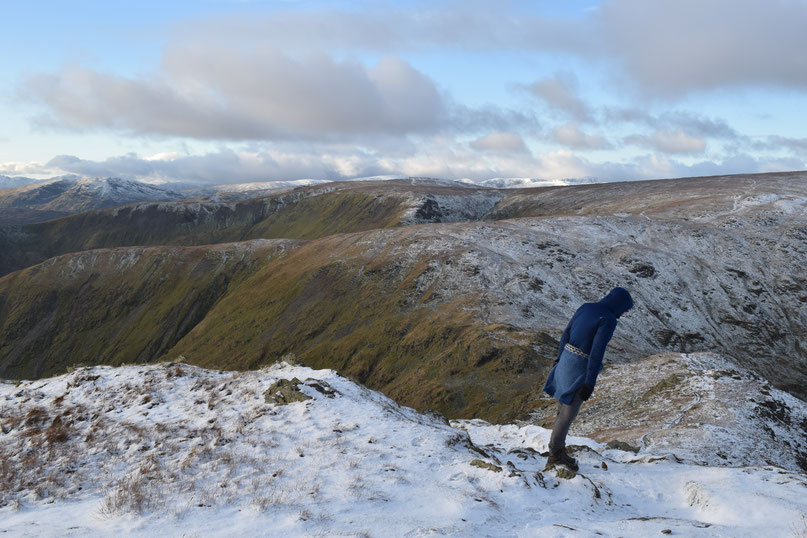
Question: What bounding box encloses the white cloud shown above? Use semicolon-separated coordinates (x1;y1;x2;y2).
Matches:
765;136;807;157
172;3;593;56
24;52;452;141
6;147;802;187
11;1;807;187
470;132;529;154
597;0;807;95
552;123;611;150
527;72;593;122
0;160;60;178
143;152;182;162
171;1;807;95
625;129;707;154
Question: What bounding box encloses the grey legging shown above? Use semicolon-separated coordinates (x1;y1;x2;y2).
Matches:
548;393;584;452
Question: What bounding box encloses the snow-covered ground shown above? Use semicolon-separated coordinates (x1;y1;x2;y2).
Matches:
2;362;805;537
530;352;807;473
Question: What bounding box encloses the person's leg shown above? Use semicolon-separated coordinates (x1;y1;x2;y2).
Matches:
548;393;584;453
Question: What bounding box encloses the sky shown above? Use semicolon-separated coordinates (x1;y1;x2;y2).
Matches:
2;0;806;185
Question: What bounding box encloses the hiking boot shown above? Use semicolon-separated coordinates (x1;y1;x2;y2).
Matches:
547;448;579;472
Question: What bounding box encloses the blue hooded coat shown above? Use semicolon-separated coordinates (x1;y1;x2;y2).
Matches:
543;287;633;404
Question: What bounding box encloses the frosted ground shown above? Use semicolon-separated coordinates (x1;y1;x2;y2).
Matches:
2;361;805;537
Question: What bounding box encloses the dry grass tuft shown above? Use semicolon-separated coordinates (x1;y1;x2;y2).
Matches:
98;475;157;517
43;416;70;444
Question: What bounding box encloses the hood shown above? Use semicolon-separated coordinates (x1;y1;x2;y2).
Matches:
599;287;633;317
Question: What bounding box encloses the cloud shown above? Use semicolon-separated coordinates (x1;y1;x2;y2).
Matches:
603;108;740;140
172;1;807;96
23;144;802;188
527;73;593;122
765;136;807;156
470;132;529;154
0;160;57;178
531;151;805;183
173;2;593;56
524;74;740;152
625;129;707;154
43;148;394;184
597;0;807;94
25;51;457;141
552;123;611;150
24;41;538;143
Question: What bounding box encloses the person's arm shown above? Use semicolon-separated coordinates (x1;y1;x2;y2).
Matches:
555;315;575;363
584;316;617;387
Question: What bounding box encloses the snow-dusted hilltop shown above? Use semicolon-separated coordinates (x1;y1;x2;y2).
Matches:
0;175;41;190
0;177;186;224
1;362;805;537
179;178;331;202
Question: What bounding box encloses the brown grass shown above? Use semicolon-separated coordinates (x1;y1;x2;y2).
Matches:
98;475;156;517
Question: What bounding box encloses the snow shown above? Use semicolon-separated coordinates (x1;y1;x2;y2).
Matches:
0;175;43;190
2;362;805;537
350;202;805;403
461;177;580;189
400;191;505;224
70;177;185;203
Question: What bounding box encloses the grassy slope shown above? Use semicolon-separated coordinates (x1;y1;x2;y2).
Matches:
167;232;553;422
0;241;294;380
0;228;555;422
0;190;412;277
6;173;802;420
244;192;406;240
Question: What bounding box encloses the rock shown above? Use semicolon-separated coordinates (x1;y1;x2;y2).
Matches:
304;379;337;398
264;378;311;405
423;409;450;425
661;530;672;535
606;440;640;454
470;459;502;473
601;461;608;471
552;466;577;480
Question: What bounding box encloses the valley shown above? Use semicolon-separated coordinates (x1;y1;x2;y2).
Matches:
1;172;805;424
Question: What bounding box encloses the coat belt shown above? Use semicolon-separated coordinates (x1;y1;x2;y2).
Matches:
564;343;589;359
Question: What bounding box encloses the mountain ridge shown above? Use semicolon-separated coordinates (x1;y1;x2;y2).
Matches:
0;171;805;423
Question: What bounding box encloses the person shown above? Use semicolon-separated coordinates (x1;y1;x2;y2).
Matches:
542;287;634;471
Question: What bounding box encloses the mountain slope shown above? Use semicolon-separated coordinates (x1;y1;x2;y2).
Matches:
165;206;806;405
0;174;41;190
1;362;805;536
529;352;807;472
2;171;804;276
0;232;546;422
0;179;500;277
2;190;804;421
483;170;807;220
0;172;805;422
0;177;186;225
0;240;295;379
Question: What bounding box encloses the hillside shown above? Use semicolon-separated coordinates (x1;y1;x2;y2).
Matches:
1;362;805;536
530;353;807;472
0;240;296;380
0;177;186;225
0;171;805;423
1;171;805;423
0;178;500;277
0;175;42;190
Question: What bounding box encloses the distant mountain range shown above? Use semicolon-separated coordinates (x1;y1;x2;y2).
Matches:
0;177;186;225
1;171;805;425
0;175;583;226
